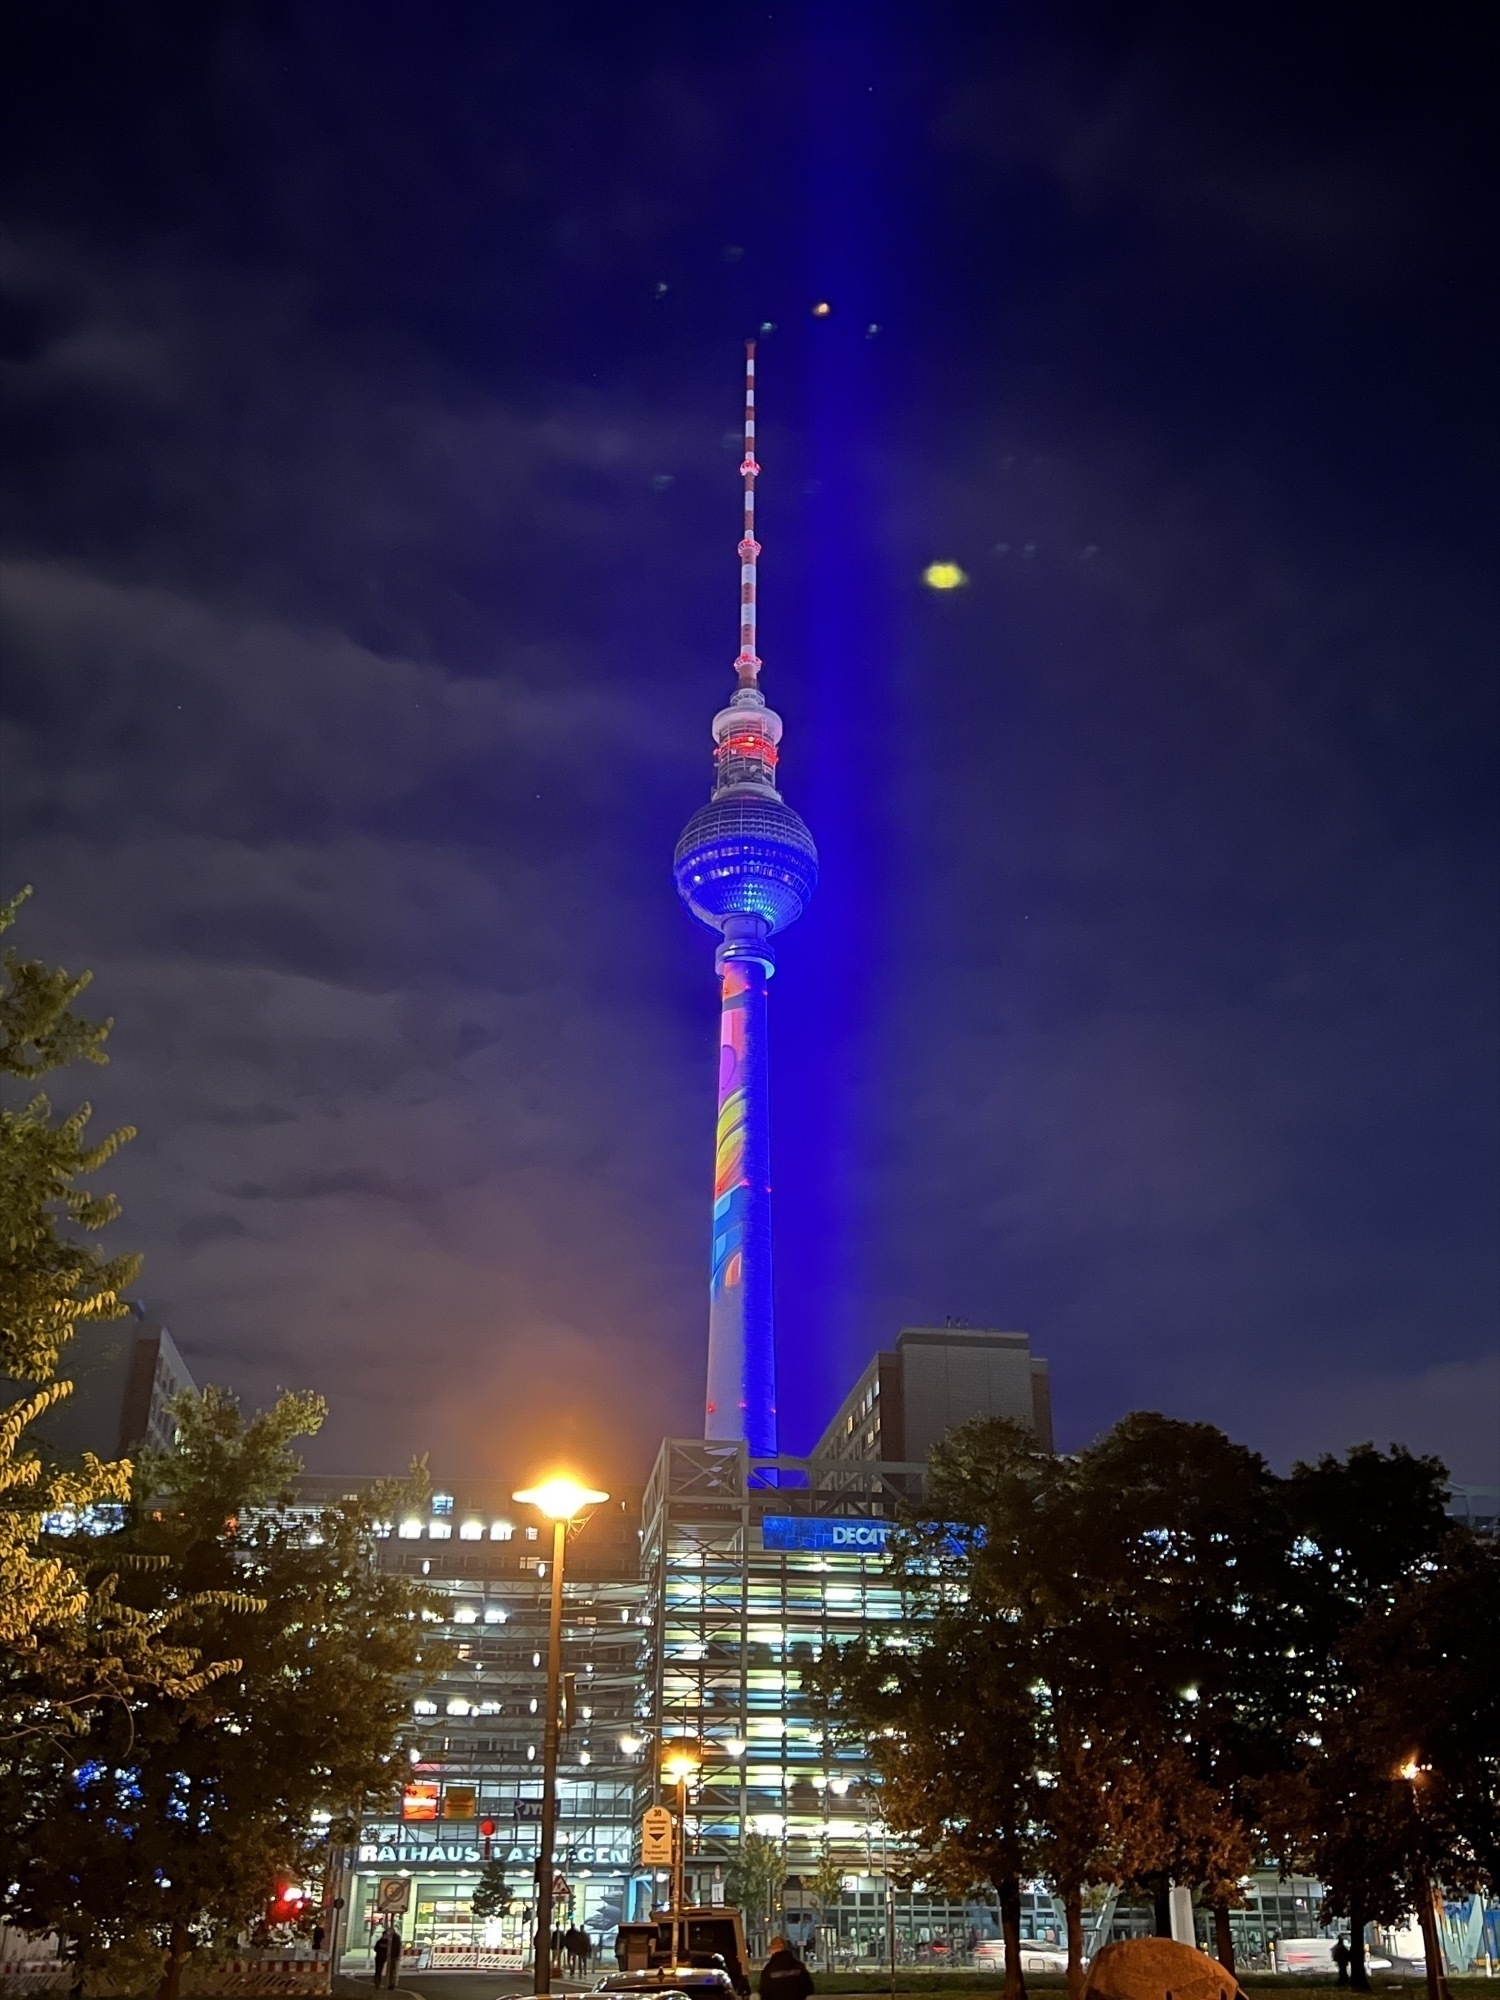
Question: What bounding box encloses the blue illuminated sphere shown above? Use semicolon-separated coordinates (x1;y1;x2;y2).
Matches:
673;794;819;935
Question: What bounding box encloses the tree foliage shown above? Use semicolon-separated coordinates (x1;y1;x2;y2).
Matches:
809;1413;1484;1998
0;888;140;1384
1;1386;444;2000
470;1860;511;1923
0;891;183;1727
725;1830;786;1940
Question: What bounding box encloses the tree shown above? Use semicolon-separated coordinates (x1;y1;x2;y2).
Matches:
2;1385;443;2000
725;1831;786;1947
890;1414;1272;1987
0;887;140;1385
809;1843;847;1911
814;1413;1468;1995
1302;1533;1499;2000
471;1860;511;1924
810;1583;1045;1999
0;893;232;1776
1266;1446;1463;1993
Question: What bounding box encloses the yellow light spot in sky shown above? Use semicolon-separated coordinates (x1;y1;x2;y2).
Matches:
923;561;968;590
811;301;832;317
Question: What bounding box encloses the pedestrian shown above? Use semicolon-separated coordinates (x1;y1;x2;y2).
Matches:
372;1930;390;1985
386;1925;403;1989
578;1932;592;1977
311;1924;326;1959
1333;1937;1351;1987
760;1936;815;2000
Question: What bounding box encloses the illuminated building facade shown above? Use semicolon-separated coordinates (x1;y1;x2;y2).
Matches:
673;343;817;1456
294;1477;647;1960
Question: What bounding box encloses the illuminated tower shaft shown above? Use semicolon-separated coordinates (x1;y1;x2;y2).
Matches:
707;952;774;1454
674;344;817;1456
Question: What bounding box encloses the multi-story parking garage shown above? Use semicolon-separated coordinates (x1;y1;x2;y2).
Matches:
294;1476;648;1959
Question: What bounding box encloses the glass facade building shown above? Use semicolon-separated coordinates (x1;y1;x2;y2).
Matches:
639;1437;960;1954
294;1477;647;1962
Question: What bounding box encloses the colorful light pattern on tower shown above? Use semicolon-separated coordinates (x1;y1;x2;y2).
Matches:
673;344;818;1457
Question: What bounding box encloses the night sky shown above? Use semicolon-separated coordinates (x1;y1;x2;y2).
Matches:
3;3;1496;1488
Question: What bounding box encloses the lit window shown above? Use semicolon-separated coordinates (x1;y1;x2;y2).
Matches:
398;1519;423;1539
446;1697;471;1716
372;1520;393;1538
491;1521;514;1541
483;1607;506;1625
432;1493;454;1517
525;1526;539;1542
460;1520;483;1541
428;1520;452;1539
413;1698;438;1715
453;1606;478;1625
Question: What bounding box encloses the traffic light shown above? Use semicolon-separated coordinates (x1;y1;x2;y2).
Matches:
269;1882;309;1926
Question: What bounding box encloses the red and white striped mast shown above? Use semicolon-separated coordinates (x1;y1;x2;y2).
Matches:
735;338;762;689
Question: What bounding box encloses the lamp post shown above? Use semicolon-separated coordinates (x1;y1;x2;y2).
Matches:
662;1742;702;1966
513;1478;609;1998
1398;1759;1452;2000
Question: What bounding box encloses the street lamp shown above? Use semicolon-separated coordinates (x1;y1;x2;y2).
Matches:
513;1477;608;1998
1396;1757;1452;2000
662;1741;702;1966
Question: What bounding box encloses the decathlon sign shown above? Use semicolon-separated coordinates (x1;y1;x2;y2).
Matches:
761;1516;892;1553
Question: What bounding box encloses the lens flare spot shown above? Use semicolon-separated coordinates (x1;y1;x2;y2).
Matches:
923;561;969;591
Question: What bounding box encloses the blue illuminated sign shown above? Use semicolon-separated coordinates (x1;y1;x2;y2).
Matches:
761;1516;893;1553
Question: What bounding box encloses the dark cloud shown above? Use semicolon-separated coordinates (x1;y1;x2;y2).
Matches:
2;3;1494;1486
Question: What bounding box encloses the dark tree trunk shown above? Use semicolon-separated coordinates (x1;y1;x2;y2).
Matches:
1211;1901;1235;1975
70;1935;88;2000
1349;1895;1371;1995
1063;1888;1086;2000
1150;1878;1173;1939
156;1918;191;2000
1415;1885;1452;2000
997;1875;1028;2000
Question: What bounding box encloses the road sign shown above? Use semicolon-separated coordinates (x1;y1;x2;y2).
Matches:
375;1878;411;1915
640;1805;674;1867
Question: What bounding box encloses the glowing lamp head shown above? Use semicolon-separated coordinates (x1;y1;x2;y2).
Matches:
661;1740;702;1783
923;561;968;591
1398;1757;1424;1782
511;1478;609;1521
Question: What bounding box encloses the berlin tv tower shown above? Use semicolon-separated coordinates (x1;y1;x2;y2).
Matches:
673;343;818;1457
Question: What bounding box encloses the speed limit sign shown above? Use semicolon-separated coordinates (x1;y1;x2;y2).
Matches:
375;1878;411;1915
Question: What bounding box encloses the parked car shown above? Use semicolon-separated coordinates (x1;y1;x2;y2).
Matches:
972;1941;1072;1974
1274;1941;1393;1977
597;1969;738;2000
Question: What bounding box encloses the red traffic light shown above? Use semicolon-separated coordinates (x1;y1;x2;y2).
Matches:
269;1882;309;1923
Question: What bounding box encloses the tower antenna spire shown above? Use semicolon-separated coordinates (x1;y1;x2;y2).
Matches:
735;338;762;688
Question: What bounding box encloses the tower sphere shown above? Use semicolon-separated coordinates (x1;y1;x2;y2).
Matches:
673;794;819;937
